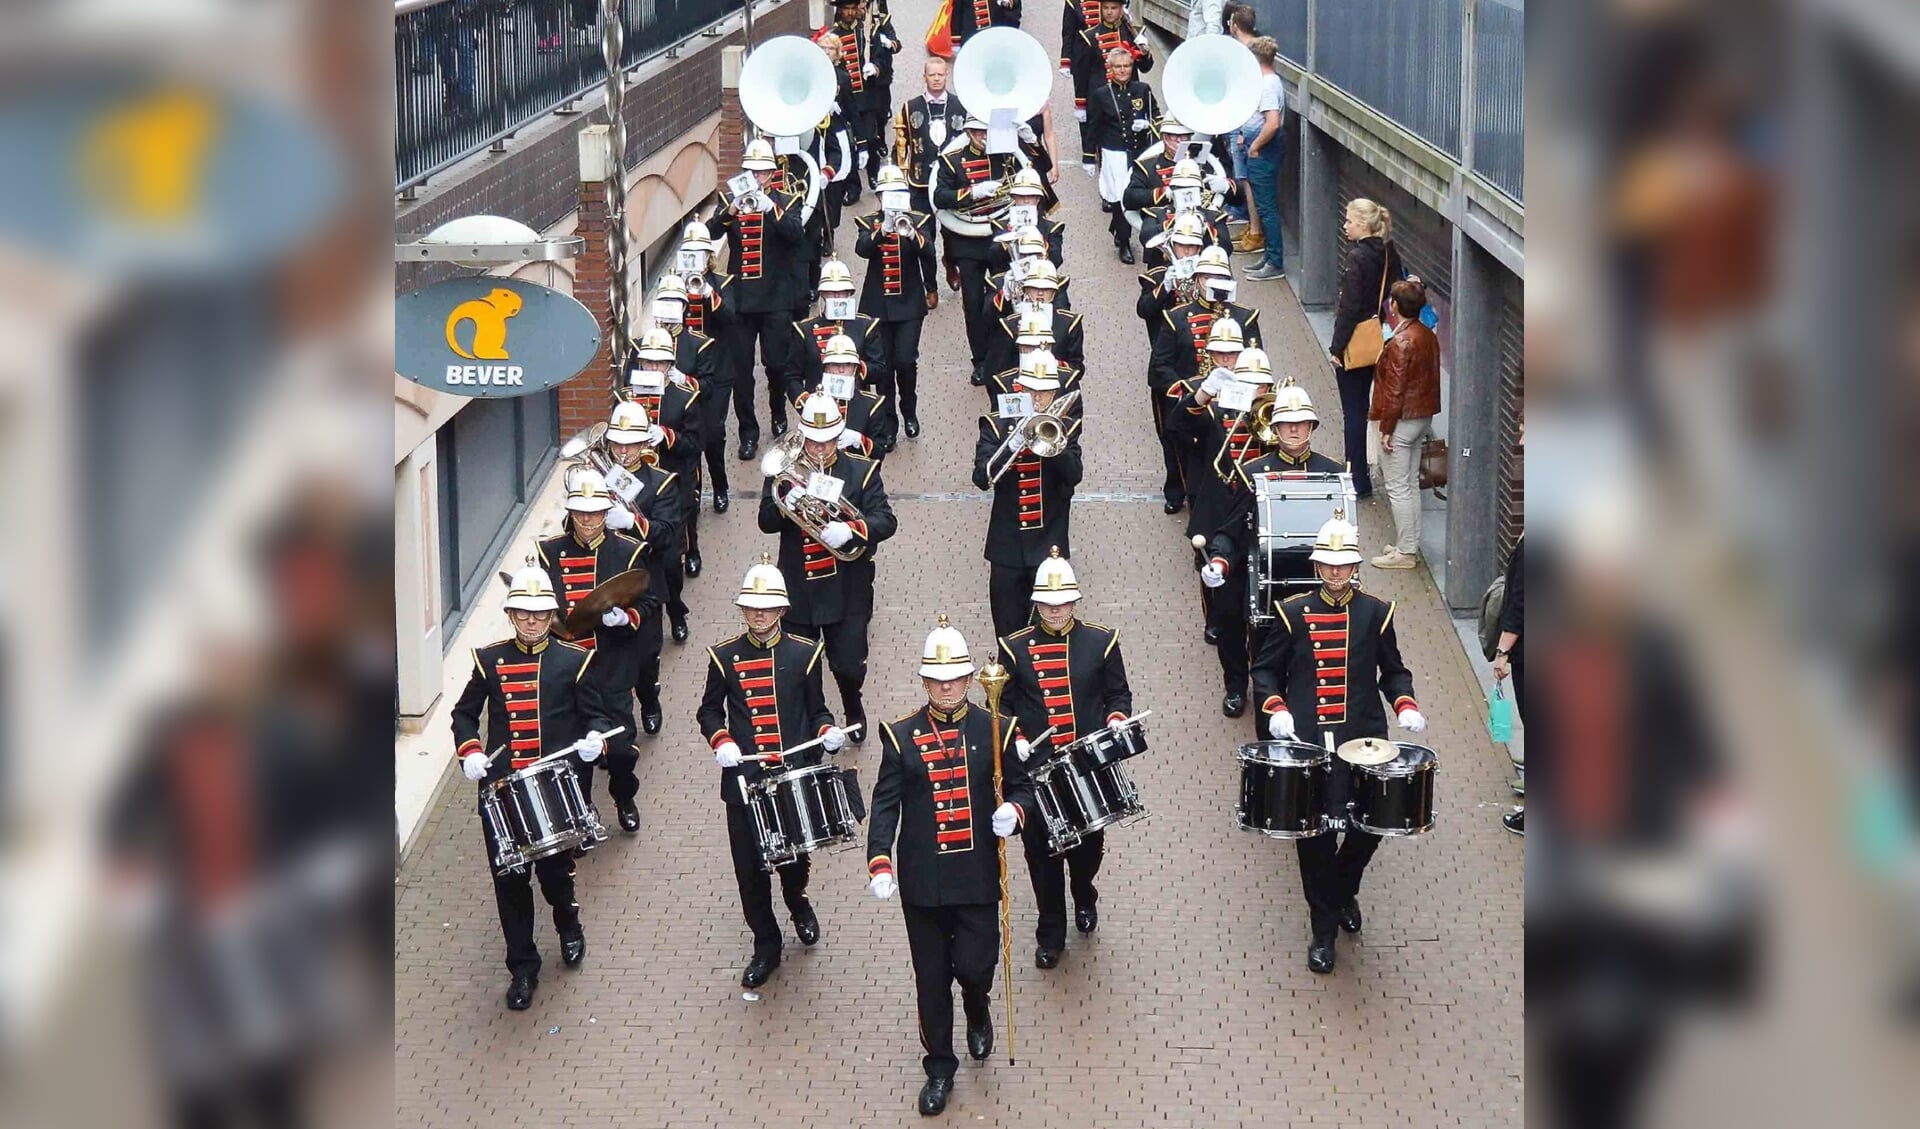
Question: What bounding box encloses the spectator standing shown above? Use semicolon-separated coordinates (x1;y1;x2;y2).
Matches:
1238;37;1286;279
1368;280;1441;568
1328;197;1405;498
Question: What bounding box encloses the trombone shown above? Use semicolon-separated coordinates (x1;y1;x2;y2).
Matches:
985;390;1080;484
759;435;869;561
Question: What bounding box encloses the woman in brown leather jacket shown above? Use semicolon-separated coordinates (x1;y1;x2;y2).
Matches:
1368;279;1440;568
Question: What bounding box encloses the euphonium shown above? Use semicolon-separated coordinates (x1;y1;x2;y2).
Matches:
985;389;1080;483
759;436;869;561
1249;390;1280;447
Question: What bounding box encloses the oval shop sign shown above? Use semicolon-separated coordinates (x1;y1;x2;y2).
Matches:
398;276;602;398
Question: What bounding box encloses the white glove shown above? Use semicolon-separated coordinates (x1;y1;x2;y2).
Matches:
1199;561;1226;588
1200;366;1234;398
715;741;744;768
863;62;879;77
1081;161;1096;177
461;752;490;781
1014;737;1033;762
1060;65;1073;79
1017;122;1037;144
1073;108;1087;124
647;424;667;444
1131;118;1149;132
600;606;630;627
869;872;897;899
822;726;848;753
1207;173;1231;195
819;520;854;549
1269;711;1296;740
605;505;636;530
836;428;864;450
1398;708;1427;734
970;179;1002;200
991;802;1020;838
576;732;605;763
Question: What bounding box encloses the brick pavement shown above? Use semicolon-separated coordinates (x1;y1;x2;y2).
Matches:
395;7;1522;1124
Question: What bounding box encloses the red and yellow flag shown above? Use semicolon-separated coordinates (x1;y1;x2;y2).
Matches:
925;0;953;58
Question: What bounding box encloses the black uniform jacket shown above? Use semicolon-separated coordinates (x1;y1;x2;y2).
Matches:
697;628;835;804
1166;392;1272;540
791;311;889;390
452;636;619;778
1149;301;1264;398
950;0;1023;45
536;529;652;673
682;273;737;384
932;145;1026;261
624;361;703;478
983;306;1085;376
1204;448;1346;580
1083;79;1159;162
984;362;1086;408
714;186;808;313
599;459;687;558
996;618;1132;758
898;94;968;190
784;388;889;459
868;700;1038;906
854;210;938;320
1251;586;1418;747
971;411;1084;567
757;450;897;625
1072;20;1154;126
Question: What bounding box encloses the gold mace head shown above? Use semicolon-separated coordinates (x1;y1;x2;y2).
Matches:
976;657;1009;698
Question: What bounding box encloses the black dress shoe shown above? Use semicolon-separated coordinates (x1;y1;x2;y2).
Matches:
795;912;821;946
1307;938;1337;974
917;1076;952;1116
880;436;897;454
1204;625;1219;645
1075;904;1098;934
671;618;690;644
561;931;587;968
1034;946;1061;969
969;370;985;387
617;799;640;833
1338;899;1362;934
904;415;921;438
738;437;759;462
771;418;789;438
1222;692;1246;718
967;1019;993;1061
1119;244;1136;264
641;707;663;735
505;971;537;1010
713;490;730;513
1163;498;1184;515
684;552;702;578
741;954;779;989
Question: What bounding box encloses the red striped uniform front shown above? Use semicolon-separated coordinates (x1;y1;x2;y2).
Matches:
915;722;973;853
735;655;784;755
686;291;706;334
810;323;839;361
559;554;599;652
971;0;991;40
1187;312;1216;372
1015;451;1044;530
881;234;903;296
840;30;864;95
738;214;764;280
1303;610;1351;724
1028;639;1077;748
498;660;544;768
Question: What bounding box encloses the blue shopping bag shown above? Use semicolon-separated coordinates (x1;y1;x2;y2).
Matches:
1488;683;1514;742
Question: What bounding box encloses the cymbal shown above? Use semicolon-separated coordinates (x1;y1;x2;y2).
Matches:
1336;737;1399;767
557;569;651;640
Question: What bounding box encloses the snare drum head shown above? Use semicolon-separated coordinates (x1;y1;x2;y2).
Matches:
1370;744;1437;776
1336;737;1399;767
1238;740;1329;767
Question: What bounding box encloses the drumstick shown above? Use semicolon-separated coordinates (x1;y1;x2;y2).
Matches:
1190;535;1207;550
741;722;865;763
519;727;631;771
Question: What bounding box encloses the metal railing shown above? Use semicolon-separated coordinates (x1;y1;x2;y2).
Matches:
1471;0;1523;201
395;0;745;193
1312;0;1465;158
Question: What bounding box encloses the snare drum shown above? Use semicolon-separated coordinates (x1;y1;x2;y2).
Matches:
746;764;861;870
1248;472;1356;622
1067;716;1149;768
1235;741;1331;838
481;758;607;875
1030;750;1146;856
1347;744;1437;836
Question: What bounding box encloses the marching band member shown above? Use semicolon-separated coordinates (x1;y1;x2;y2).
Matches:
867;617;1035;1116
949;0;1023;49
453;566;618;1010
758;391;898;737
1149;245;1260;516
1135;211;1207;353
1071;0;1154;176
1198;382;1341;717
714;138;809;459
601;402;688;734
827;0;883;202
855;164;938;444
1082;45;1160;264
988;224;1072;314
983;263;1084;381
804;333;890;460
973;354;1084;638
537;469;652;827
626;327;703;640
1137;159;1233;269
932;115;1026;386
997;551;1133;967
1250;513;1425;974
789;259;888;416
859;0;902;189
676;221;742;514
894;55;968;287
1170;345;1275;712
698;556;846;988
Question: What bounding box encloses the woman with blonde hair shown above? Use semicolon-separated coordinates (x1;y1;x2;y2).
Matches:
1329;197;1407;497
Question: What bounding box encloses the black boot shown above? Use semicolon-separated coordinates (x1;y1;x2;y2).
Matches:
917;1076;952;1115
505;971;537;1010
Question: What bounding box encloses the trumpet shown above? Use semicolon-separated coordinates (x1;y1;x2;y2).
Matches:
985;389;1080;484
759;435;869;561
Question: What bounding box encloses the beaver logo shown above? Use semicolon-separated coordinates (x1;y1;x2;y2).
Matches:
444;287;523;360
77;87;220;226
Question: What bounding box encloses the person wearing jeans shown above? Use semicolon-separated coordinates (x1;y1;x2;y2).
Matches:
1369;280;1441;569
1239;37;1286;278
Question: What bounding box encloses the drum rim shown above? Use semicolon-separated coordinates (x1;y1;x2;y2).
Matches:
1354;745;1439;777
773;761;847;783
1349;816;1436;836
502;756;580;783
1236;740;1331;767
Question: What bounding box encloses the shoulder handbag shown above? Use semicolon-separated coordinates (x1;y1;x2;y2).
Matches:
1419;437;1449;492
1340;241;1393;370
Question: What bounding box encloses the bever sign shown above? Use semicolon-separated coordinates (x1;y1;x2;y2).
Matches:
397;277;602;398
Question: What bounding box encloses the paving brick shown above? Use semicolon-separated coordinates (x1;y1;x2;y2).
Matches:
395;5;1522;1125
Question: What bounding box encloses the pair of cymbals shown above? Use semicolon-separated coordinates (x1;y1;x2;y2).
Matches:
555;568;651;640
1336;737;1399;766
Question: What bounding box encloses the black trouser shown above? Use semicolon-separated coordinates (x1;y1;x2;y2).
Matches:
1105;194;1130;249
1022;823;1104;950
482;809;580;978
870;316;922;444
1335;365;1376;496
1150;384;1187;507
697;381;733;506
1211;580;1251;695
910;187;942;278
725;802;813;960
791;613;870;717
902;901;999;1082
988;562;1039;640
1295;827;1381;941
736;310;801;439
954;254;995;377
855;109;887;182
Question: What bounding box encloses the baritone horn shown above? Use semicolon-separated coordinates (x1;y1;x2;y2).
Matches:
759;436;869;561
738;35;836;224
